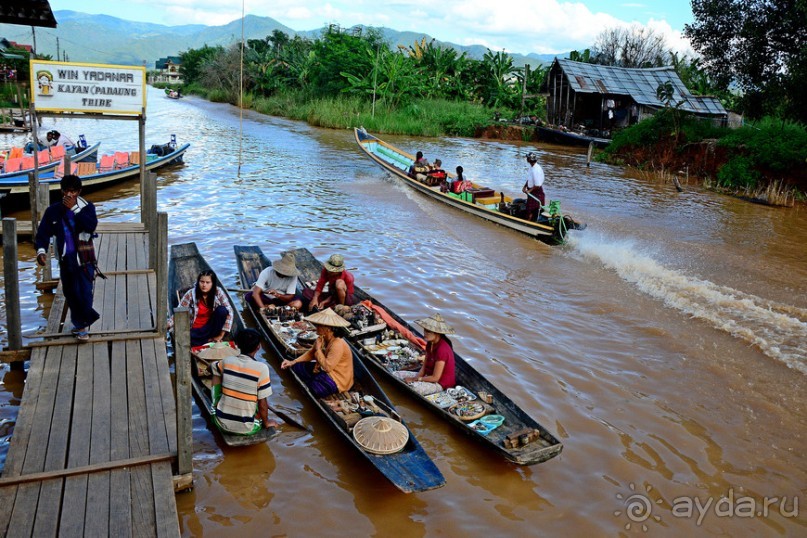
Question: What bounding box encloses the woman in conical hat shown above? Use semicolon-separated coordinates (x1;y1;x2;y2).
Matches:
392;313;456;396
280;308;354;397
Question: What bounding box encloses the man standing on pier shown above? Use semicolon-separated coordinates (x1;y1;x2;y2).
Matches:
35;175;100;341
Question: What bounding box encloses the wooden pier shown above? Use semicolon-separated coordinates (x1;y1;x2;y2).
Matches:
0;223;182;536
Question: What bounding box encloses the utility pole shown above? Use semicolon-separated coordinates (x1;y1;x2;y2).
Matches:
56;38;60;61
31;26;37;56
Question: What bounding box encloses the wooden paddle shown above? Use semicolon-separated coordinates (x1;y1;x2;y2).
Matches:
268;404;311;432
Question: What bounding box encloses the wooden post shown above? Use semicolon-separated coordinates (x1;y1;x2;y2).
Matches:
28;172;39;238
36;183;53;284
146;172;157;269
3;219;23;371
139;112;147;225
587;142;594;168
173;308;193;480
155;212;167;336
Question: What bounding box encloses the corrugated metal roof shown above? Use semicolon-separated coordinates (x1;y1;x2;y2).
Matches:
555;59;727;116
0;1;56;28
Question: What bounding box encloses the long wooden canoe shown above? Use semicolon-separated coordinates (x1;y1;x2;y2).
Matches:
0;139;188;196
169;242;278;447
234;245;446;493
0;141;101;183
354;128;585;244
290;247;563;466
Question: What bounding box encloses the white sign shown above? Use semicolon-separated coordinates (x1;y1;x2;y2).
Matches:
30;60;146;115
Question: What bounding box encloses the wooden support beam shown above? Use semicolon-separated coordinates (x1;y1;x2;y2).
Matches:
3;219;23;371
172;473;193;493
27;332;161;348
101;269;154;276
173;308;193;479
0;349;31;363
156;212;168;337
0;453;176;487
24;326;157;340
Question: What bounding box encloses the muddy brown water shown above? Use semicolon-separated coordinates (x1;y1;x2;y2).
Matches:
1;88;805;536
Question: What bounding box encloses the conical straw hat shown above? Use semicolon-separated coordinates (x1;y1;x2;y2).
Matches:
352;416;409;454
305;307;351;328
415;313;455;335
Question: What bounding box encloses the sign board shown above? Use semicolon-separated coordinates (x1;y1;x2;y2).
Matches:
29;60;146;115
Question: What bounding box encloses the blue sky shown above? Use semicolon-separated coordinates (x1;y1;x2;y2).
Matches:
52;0;695;55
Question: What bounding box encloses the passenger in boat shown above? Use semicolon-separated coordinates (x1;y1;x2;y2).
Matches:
393;313;456;396
280;308;353;398
246;252;303;310
408;151;431;181
168;269;233;346
35;175;100;342
522;151;545;221
212;328;279;433
303;254;355;312
426;159;447;187
48;130;77;155
451;166;470;194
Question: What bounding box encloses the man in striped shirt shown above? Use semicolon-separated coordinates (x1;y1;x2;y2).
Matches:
212;329;278;434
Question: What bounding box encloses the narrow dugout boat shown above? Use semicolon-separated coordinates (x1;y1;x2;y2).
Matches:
234;245;446;493
0;141;101;183
536;124;611;149
354;127;585;244
290;247;563;466
169;242;278;447
0;136;188;197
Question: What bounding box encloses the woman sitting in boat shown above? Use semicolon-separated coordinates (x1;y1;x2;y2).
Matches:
408;151;431;181
393;313;456;396
168;269;233;346
451;166;471;194
280;308;353;398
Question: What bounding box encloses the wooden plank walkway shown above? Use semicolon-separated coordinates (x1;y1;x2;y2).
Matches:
0;224;180;537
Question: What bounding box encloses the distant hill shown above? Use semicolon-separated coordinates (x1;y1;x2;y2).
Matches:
0;11;565;69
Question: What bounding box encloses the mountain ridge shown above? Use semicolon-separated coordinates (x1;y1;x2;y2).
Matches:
0;11;563;69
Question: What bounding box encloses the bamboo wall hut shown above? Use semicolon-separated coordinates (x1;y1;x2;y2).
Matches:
545;59;727;135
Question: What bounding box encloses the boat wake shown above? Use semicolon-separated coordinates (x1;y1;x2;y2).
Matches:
569;233;807;374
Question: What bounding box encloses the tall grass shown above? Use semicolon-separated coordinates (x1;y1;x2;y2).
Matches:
239;90;492;137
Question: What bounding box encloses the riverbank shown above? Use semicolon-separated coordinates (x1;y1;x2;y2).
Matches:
170;84;806;205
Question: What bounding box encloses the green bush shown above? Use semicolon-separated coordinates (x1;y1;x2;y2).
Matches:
719;117;807;173
717;155;760;188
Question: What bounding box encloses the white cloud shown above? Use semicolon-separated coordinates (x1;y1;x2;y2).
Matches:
100;0;693;57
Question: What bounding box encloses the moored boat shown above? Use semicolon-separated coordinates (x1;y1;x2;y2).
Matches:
0;141;101;182
290;247;563;466
234;245;446;493
354;128;585;244
168;242;278;447
0;137;189;197
536;124;611;148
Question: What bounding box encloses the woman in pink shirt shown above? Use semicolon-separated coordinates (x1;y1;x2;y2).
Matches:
393;313;456;396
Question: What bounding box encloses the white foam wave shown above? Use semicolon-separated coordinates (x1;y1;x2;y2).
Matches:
569;233;807;374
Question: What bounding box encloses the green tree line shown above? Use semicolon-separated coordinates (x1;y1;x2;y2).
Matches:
178;28;547;136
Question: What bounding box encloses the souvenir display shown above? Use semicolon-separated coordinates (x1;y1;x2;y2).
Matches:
446;386;477;403
425;391;457;409
448;401;488;421
262;307;316;354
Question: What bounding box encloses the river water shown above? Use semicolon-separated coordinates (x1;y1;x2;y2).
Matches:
1;87;805;536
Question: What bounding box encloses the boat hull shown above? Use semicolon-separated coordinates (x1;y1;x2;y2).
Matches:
1;143;189;197
234;245;446;493
536;125;610;148
290;248;564;466
354;129;579;244
168;242;277;447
